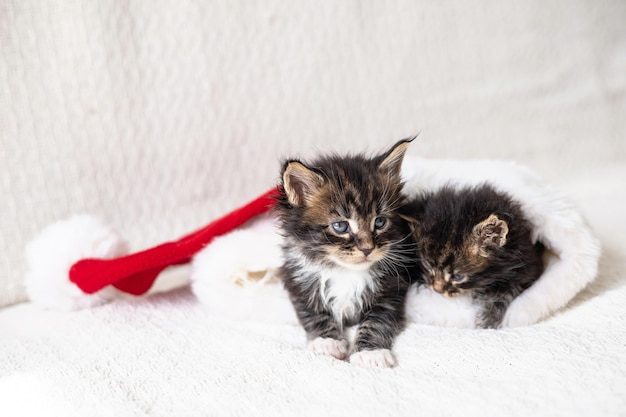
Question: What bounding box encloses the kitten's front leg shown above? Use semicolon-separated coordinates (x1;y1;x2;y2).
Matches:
282;268;348;360
295;307;348;360
475;301;508;329
350;299;405;368
474;293;515;329
476;295;513;329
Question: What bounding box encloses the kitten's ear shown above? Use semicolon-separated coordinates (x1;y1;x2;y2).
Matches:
282;161;325;207
398;213;420;236
397;198;422;234
378;137;414;179
472;214;509;256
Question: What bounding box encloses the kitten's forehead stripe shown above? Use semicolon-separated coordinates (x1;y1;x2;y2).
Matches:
340;205;351;218
325;163;397;215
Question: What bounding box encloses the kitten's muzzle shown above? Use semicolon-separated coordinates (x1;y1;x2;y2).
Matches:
429;276;463;297
355;237;375;257
359;247;374;257
431;279;450;295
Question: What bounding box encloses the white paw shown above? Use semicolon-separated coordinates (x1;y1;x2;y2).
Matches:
349;349;396;368
308;337;348;360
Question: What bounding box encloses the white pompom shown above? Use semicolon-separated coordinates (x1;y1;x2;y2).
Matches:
25;215;129;310
191;215;297;325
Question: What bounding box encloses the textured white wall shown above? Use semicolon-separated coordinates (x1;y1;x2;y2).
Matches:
2;0;625;307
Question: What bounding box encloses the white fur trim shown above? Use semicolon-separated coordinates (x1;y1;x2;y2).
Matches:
404;285;479;328
190;215;298;325
25;215;129;310
501;200;600;327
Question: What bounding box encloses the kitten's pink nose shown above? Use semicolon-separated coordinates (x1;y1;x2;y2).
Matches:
355;235;374;257
359;247;374;257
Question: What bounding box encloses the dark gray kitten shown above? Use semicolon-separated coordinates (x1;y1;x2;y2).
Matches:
276;139;418;367
403;184;544;329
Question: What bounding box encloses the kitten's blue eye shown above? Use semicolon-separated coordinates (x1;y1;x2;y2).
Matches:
374;216;387;230
331;221;349;234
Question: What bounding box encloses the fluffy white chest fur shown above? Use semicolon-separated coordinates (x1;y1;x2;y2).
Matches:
319;268;375;324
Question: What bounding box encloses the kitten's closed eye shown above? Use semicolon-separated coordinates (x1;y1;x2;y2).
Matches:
451;273;465;282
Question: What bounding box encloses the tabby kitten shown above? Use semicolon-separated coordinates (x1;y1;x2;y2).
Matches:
276;139;418;367
403;184;544;329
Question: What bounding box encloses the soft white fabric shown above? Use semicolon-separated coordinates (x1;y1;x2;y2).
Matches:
191;215;296;324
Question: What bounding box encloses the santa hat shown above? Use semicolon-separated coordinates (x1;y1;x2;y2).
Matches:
25;188;280;310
